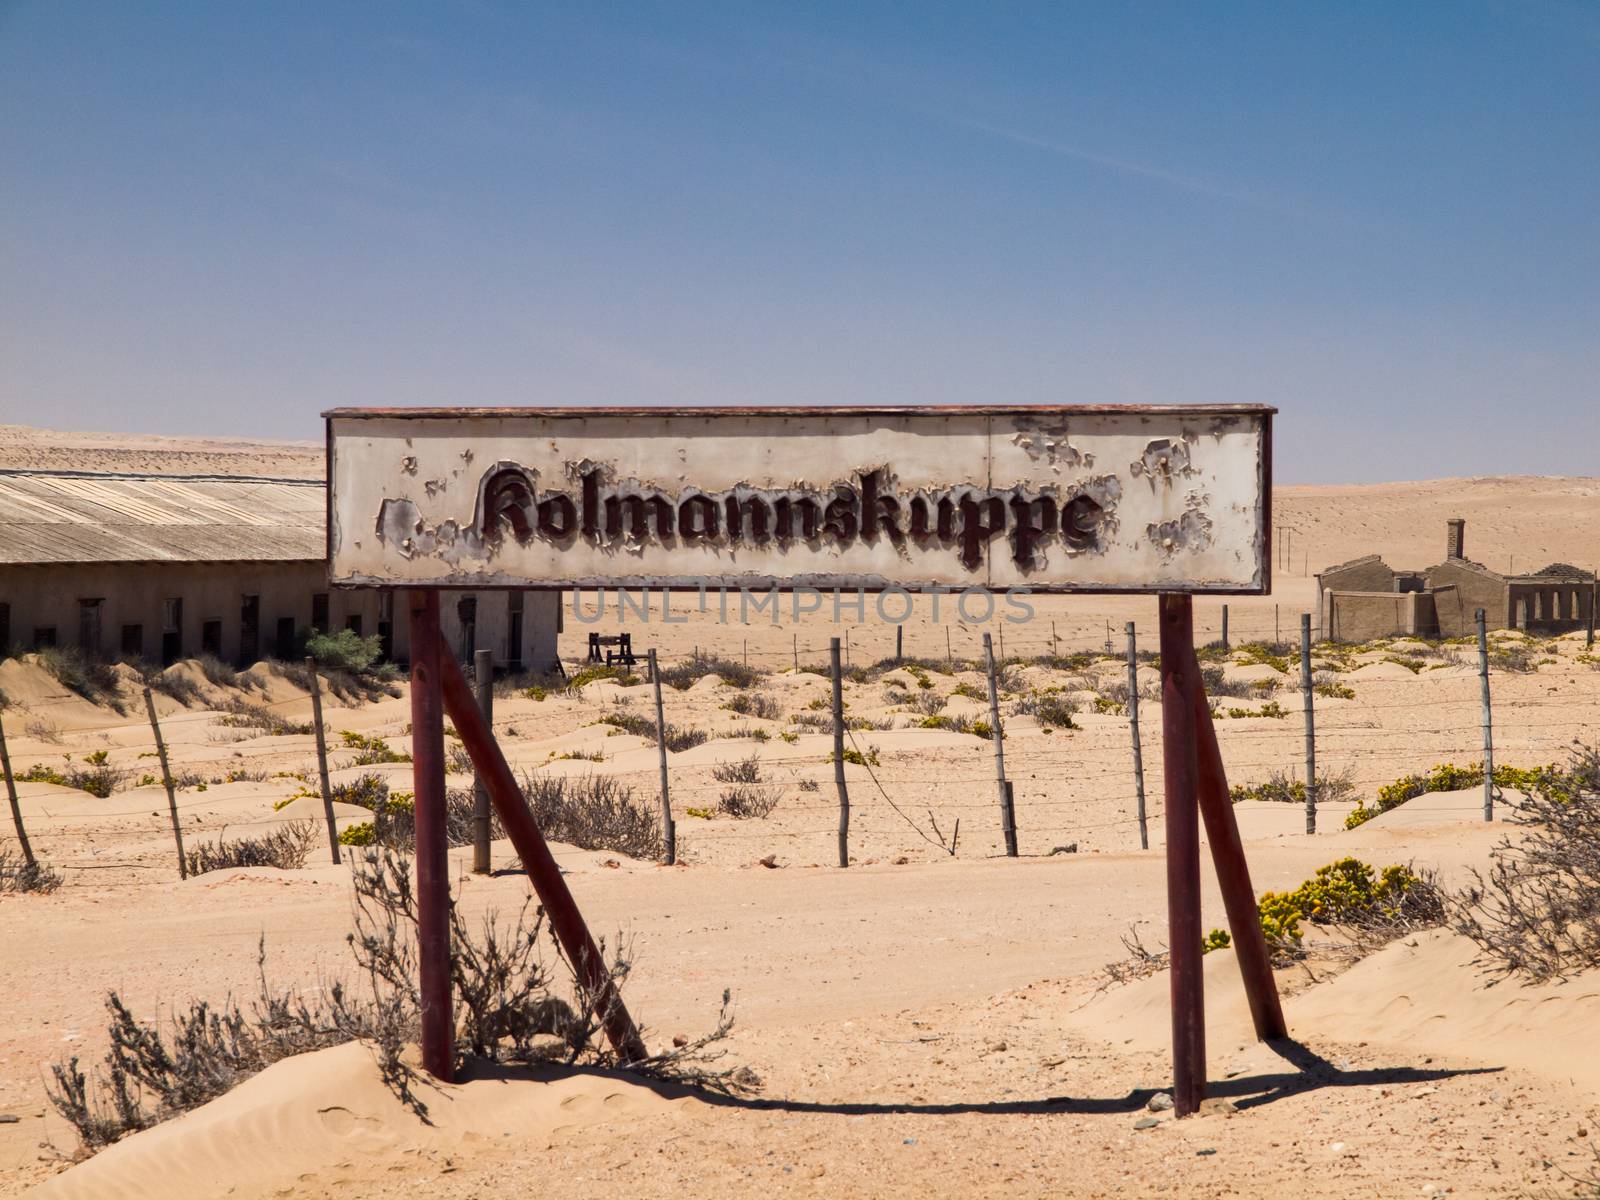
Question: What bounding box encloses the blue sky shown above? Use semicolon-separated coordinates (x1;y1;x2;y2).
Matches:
1;1;1595;482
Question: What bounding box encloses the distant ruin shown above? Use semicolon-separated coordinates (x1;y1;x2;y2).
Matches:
1316;518;1595;641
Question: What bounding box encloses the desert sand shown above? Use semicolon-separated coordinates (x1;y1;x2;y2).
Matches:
2;426;1599;1198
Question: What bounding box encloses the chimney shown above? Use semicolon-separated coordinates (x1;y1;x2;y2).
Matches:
1446;518;1465;561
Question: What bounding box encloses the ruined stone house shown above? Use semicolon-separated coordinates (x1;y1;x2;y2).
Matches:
1316;518;1596;641
0;469;559;669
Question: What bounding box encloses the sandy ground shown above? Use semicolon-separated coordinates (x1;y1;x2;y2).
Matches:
3;626;1600;1198
2;428;1600;1197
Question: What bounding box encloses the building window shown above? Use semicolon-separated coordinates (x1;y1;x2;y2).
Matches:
121;624;143;657
34;626;57;648
345;614;363;636
201;620;223;657
312;593;329;632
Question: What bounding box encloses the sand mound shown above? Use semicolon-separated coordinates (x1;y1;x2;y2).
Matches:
34;1041;686;1200
1067;928;1600;1095
1350;786;1526;832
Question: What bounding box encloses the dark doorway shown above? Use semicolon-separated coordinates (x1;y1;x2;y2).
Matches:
162;598;183;665
345;614;363;636
78;598;103;654
121;624;143;658
457;596;477;662
377;590;394;662
0;601;10;654
239;594;260;665
274;616;296;660
507;591;524;670
312;592;329;632
34;626;56;648
201;620;222;657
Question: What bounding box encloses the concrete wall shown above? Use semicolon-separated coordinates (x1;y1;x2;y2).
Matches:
1424;560;1508;636
0;561;382;665
390;588;561;672
1325;590;1433;642
1508;581;1595;632
0;561;560;672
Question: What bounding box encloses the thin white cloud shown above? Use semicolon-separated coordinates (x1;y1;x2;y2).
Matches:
951;116;1288;215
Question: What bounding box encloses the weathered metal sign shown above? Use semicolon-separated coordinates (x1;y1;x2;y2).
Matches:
325;405;1272;593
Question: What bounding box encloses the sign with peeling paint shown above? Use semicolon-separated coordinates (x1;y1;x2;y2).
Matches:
324;406;1273;593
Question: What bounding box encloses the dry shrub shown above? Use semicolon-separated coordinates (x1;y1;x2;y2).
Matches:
657;655;762;691
47;847;748;1155
599;710;708;752
196;654;249;691
148;671;204;707
0;845;62;894
183;822;319;876
1453;745;1600;983
1488;642;1540;673
712;754;780;819
1230;765;1356;807
521;774;665;861
17;757;126;798
217;700;311;737
273;659;399;704
723;692;780;720
36;646;126;710
1199;662;1255;699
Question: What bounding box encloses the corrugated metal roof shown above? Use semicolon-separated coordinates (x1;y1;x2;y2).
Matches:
0;471;325;565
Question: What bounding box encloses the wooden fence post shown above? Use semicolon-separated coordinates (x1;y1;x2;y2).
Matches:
1587;580;1595;649
1050;620;1058;657
1477;608;1494;822
472;648;493;874
830;637;849;868
945;627;952;664
1221;604;1229;652
0;707;34;867
895;623;903;664
983;632;1016;856
407;590;454;1082
1125;621;1148;851
649;649;675;865
793;633;798;673
1157;594;1205;1116
142;686;187;879
1300;614;1316;835
304;658;341;865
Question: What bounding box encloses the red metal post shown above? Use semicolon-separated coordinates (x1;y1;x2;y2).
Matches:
1184;643;1289;1043
408;590;454;1083
1158;593;1206;1116
438;653;649;1063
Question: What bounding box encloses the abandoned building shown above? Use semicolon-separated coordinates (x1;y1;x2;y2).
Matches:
1317;518;1596;641
0;469;559;669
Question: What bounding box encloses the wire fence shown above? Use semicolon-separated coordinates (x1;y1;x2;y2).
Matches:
3;608;1598;885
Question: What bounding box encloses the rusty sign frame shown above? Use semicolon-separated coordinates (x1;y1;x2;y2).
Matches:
324;404;1273;595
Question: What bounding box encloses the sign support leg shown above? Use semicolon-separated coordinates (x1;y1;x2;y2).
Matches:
1158;594;1205;1115
439;653;649;1062
408;590;454;1083
1184;643;1288;1043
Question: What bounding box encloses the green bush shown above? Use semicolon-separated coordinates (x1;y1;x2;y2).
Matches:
305;629;383;673
1211;858;1439;962
339;731;409;765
